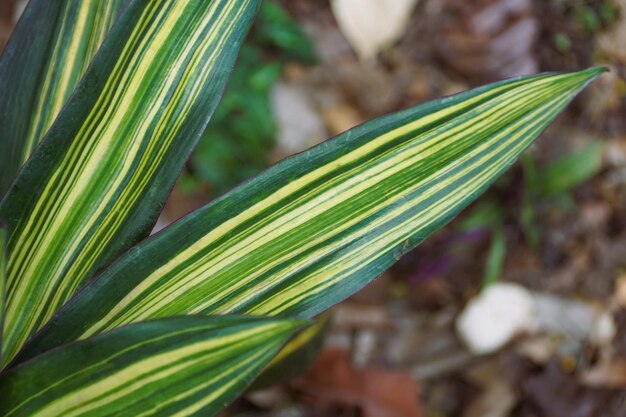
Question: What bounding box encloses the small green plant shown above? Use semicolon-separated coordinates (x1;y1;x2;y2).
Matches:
0;0;603;415
460;139;605;286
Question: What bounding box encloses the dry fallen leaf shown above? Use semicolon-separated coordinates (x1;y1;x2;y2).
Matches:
615;272;626;309
321;104;362;136
330;0;419;60
0;0;17;51
294;348;423;417
463;360;517;417
332;302;392;330
437;0;538;81
580;359;626;389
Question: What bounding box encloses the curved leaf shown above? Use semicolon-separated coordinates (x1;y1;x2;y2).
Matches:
0;225;6;364
539;140;605;196
0;316;304;417
0;0;128;195
19;68;603;364
0;0;259;367
253;312;330;389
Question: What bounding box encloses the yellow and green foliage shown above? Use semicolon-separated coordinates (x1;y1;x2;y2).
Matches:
0;0;602;415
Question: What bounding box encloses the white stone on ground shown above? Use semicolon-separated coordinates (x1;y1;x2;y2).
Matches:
456;283;535;355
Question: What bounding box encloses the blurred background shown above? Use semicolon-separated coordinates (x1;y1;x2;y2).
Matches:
2;0;626;416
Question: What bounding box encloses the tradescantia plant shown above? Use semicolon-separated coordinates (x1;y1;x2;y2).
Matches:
0;0;603;415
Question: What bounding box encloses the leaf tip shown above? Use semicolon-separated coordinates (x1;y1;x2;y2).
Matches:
570;66;608;86
581;65;609;78
558;66;607;96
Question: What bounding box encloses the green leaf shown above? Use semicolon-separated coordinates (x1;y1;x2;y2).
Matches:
0;316;305;417
520;153;540;247
539;140;605;196
18;68;604;364
0;225;6;364
191;47;278;194
190;0;316;195
254;0;316;63
483;226;506;287
252;312;330;389
0;0;128;196
0;0;259;367
459;200;503;231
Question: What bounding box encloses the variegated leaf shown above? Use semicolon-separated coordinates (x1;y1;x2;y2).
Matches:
252;312;330;389
0;316;305;417
19;68;603;364
0;0;259;367
0;225;6;364
0;0;127;195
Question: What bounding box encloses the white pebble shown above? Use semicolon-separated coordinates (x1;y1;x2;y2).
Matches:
456;283;535;354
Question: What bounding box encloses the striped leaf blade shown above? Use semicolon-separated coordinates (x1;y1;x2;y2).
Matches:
0;316;305;417
253;312;330;389
0;225;6;364
0;0;127;195
19;68;603;364
0;0;259;367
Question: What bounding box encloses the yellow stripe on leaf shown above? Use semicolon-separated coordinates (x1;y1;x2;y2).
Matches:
0;0;127;195
0;316;305;417
0;0;259;367
17;68;604;366
0;226;6;364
